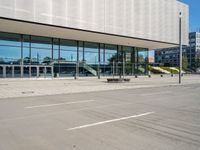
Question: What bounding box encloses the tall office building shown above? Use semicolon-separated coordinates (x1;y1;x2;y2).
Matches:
0;0;189;78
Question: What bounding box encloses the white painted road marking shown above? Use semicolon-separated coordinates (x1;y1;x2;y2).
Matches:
25;100;95;109
66;112;155;131
142;91;171;96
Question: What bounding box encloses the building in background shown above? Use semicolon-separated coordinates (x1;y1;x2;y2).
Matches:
0;0;188;78
155;32;200;71
188;32;200;70
148;56;155;64
155;46;187;67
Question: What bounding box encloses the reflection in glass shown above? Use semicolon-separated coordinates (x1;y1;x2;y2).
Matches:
103;44;117;76
81;42;98;76
23;35;31;65
60;39;77;62
14;66;21;78
31;36;52;65
136;48;148;75
0;32;149;78
59;39;77;77
123;46;134;75
0;33;21;65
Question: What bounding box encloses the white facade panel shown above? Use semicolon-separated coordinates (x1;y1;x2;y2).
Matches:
0;0;189;45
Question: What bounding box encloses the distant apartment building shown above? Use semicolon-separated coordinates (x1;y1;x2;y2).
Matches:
155;32;200;70
189;32;200;69
155;46;187;67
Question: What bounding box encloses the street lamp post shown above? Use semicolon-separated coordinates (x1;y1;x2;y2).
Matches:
179;12;182;84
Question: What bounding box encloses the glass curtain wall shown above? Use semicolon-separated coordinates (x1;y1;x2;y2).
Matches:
135;48;148;75
103;44;118;76
0;32;149;78
59;39;77;77
0;33;21;77
0;33;21;65
22;35;30;77
82;42;99;76
31;36;52;77
123;46;134;75
52;38;60;77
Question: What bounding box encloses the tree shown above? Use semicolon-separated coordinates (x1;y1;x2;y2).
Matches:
182;55;188;71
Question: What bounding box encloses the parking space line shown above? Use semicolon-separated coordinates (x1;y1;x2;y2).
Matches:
66;112;155;131
25;100;95;109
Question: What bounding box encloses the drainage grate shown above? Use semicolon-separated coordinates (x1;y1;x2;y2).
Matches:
21;91;35;94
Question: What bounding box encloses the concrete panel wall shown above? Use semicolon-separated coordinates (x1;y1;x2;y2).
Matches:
0;0;189;45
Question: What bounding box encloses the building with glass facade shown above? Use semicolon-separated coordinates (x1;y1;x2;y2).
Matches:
155;32;200;71
0;0;189;78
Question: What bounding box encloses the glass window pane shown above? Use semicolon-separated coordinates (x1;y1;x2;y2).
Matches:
30;36;52;65
31;36;52;49
0;45;21;64
0;32;21;65
102;44;117;76
31;48;51;65
0;32;21;47
84;42;98;65
60;39;77;62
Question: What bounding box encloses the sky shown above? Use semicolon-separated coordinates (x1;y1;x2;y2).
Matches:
181;0;200;32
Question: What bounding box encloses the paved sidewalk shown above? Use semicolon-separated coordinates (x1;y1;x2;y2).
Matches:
0;75;200;99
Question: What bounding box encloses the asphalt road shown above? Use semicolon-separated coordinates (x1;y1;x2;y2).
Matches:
0;83;200;150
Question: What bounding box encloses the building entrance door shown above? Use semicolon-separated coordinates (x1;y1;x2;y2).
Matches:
14;66;21;78
31;66;37;77
46;67;53;77
23;66;30;78
0;66;3;78
6;66;12;78
38;66;53;78
0;65;53;78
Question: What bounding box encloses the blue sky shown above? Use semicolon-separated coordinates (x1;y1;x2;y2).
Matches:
181;0;200;32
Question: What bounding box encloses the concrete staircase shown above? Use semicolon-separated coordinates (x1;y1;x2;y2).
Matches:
80;62;97;76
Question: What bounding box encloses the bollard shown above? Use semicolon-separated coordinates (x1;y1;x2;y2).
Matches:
135;75;138;78
171;74;173;77
161;74;163;77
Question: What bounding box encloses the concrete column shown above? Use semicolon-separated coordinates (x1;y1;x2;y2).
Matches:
29;66;31;78
21;66;23;78
12;66;14;78
3;66;6;78
51;66;54;78
123;53;125;78
75;62;79;80
75;41;79;80
44;67;47;78
36;66;39;78
97;64;100;79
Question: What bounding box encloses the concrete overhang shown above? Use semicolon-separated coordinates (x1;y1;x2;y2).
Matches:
0;17;179;49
